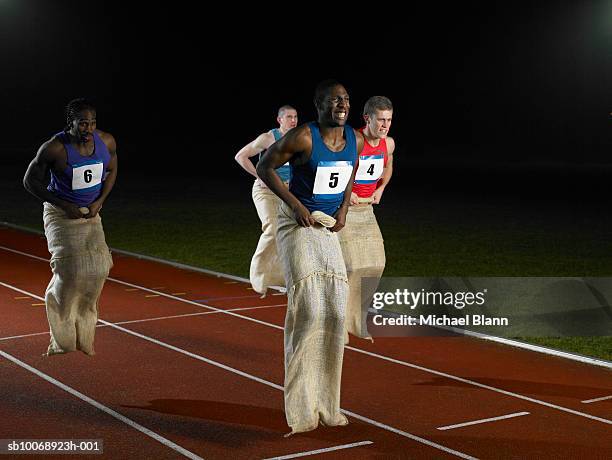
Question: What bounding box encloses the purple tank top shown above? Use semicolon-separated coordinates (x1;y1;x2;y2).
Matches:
47;131;111;207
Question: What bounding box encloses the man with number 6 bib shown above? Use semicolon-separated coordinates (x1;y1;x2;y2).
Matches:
23;98;117;356
339;96;395;342
257;80;364;434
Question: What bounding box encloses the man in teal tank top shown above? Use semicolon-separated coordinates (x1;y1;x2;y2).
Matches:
235;106;298;295
257;80;364;435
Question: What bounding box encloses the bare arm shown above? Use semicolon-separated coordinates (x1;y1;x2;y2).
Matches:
234;131;274;180
256;125;315;227
23;138;83;219
372;136;395;204
87;131;118;218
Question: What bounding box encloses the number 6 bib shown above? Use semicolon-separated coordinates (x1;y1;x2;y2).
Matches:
312;160;354;200
72;161;104;193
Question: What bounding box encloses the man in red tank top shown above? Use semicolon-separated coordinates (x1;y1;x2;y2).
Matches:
338;96;395;342
351;97;395;204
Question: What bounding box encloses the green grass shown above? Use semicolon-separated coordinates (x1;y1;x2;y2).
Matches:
3;166;611;363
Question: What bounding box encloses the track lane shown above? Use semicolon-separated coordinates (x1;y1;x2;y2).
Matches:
1;226;611;459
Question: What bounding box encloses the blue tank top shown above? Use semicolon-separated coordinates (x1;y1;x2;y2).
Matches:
259;128;291;183
289;122;357;216
47;131;111;207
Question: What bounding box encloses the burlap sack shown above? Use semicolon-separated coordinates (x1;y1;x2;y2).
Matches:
337;204;385;341
276;202;349;434
43;202;113;356
250;180;286;295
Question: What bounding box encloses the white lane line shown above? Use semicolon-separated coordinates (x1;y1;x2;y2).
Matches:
0;245;49;262
582;395;612;404
112;304;287;326
2;276;611;427
437;412;530;431
95;322;477;459
0;223;270;290
99;318;286;390
262;441;373;460
417;319;612;370
0;331;49;342
107;277;284;330
0;301;286;341
6;238;610;369
0;257;283;331
0;281;477;460
337;409;476;459
349;346;612;425
0;349;203;460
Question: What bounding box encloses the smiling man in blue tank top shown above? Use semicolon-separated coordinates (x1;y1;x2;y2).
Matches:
23;98;117;356
257;80;364;434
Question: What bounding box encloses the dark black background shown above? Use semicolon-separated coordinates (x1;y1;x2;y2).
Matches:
2;1;611;201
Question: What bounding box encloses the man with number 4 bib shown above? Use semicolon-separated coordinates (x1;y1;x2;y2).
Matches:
338;96;395;342
257;80;364;434
24;98;116;356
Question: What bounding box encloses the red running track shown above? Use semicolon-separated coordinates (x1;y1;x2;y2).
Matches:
0;225;610;459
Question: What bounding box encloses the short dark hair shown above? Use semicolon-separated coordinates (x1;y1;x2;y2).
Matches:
65;97;96;130
314;79;343;108
363;96;393;117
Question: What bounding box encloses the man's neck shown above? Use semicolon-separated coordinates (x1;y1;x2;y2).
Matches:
319;122;344;136
363;127;381;147
318;122;347;152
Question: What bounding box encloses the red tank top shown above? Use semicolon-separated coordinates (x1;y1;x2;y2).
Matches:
353;127;388;198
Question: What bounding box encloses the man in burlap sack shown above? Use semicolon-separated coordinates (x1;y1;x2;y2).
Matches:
339;96;395;343
23;98;116;356
235;106;298;296
257;80;364;434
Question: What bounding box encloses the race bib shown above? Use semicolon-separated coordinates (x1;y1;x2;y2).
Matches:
355;154;384;183
313;161;353;199
72;162;104;192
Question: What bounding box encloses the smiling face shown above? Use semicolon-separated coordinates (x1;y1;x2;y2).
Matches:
317;84;350;127
69;109;97;144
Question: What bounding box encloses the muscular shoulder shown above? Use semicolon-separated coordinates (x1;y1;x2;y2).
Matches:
353;127;365;153
252;131;276;150
284;123;312;151
96;129;117;154
267;123;312;166
29;135;65;168
41;135;66;159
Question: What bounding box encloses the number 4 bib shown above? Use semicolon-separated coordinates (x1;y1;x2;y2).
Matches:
313;161;353;200
355;154;384;184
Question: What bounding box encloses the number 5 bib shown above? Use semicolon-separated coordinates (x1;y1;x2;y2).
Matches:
312;160;354;200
